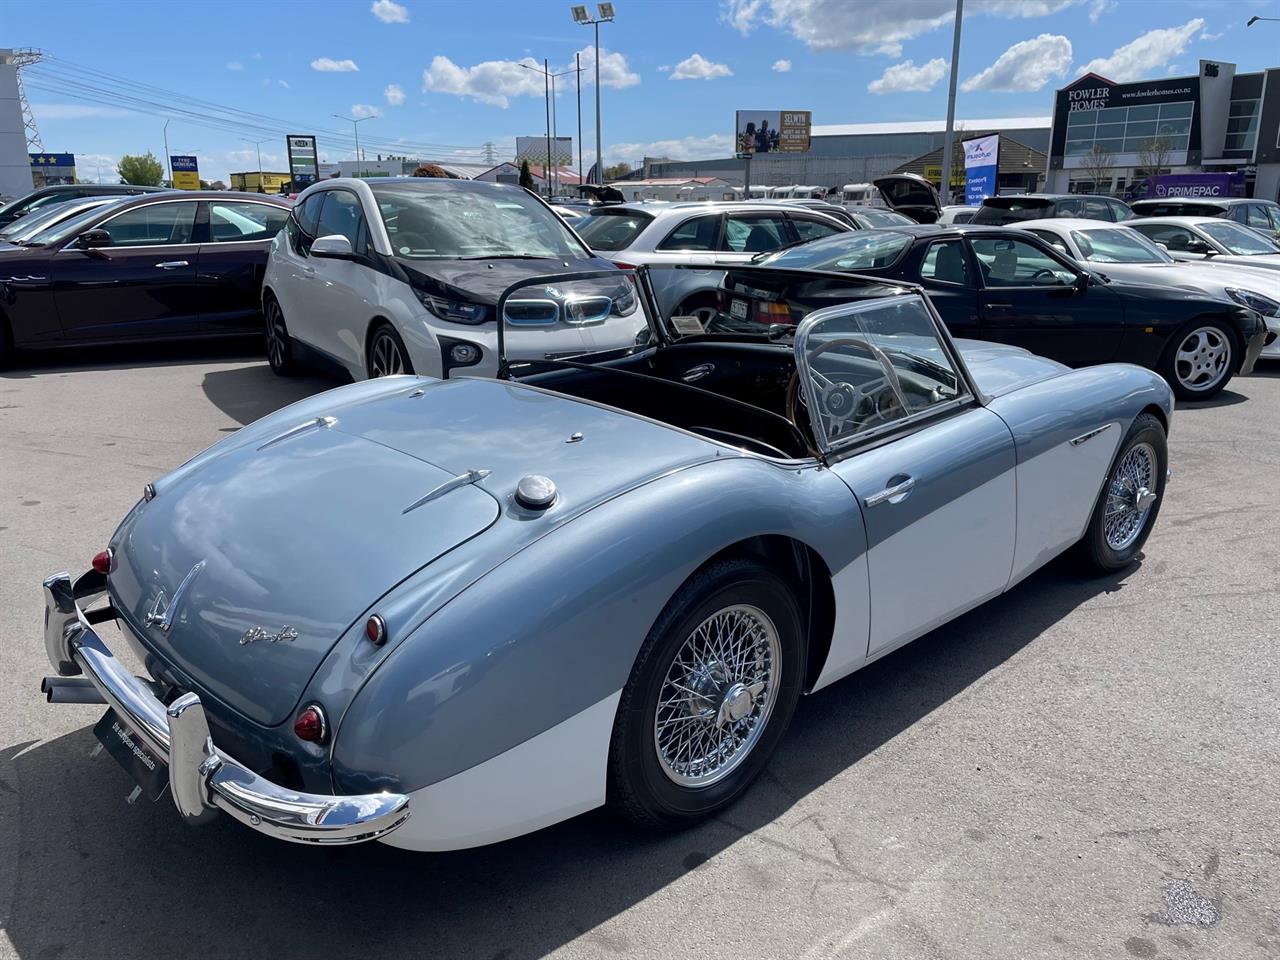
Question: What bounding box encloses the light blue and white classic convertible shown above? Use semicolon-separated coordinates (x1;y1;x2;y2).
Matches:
40;264;1172;851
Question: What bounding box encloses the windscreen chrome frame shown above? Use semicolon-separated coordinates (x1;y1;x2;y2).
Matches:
793;291;981;457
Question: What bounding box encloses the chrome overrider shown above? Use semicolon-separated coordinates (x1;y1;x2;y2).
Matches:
42;569;411;845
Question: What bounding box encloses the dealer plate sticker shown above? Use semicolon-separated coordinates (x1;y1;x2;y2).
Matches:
93;709;169;801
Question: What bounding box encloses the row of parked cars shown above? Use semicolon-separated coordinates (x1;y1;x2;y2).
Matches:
1;174;1277;403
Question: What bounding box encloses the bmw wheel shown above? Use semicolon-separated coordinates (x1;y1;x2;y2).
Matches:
1078;412;1168;573
608;556;804;828
264;297;298;377
1161;320;1236;401
367;324;414;378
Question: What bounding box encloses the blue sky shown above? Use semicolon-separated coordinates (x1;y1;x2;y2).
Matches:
9;0;1280;183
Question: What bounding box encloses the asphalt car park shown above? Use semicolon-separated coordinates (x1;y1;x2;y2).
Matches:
1;344;1277;959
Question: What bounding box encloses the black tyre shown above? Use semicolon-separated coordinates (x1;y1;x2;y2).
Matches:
608;556;805;829
0;313;13;371
366;323;414;378
1078;412;1168;573
1160;319;1238;401
264;296;298;377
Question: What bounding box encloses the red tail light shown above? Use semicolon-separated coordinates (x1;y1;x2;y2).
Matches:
754;301;792;325
91;549;113;575
294;705;328;743
612;260;637;271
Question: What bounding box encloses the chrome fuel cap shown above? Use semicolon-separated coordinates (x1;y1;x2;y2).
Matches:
515;475;557;510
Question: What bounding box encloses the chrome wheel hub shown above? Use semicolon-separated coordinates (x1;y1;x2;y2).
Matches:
654;604;780;788
1105;441;1158;551
1174;326;1230;392
370;333;405;377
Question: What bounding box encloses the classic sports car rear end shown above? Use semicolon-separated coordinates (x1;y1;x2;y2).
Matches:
40;266;1173;850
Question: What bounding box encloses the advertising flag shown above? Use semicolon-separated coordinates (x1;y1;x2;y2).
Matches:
962;134;999;205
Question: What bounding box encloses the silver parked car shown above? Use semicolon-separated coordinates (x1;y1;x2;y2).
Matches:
40;265;1172;851
575;201;852;322
1127;216;1280;271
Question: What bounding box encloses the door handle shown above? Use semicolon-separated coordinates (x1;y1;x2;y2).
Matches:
681;363;715;383
155;260;189;269
983;301;1013;309
864;475;915;507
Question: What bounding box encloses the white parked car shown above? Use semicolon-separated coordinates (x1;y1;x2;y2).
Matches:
1016;218;1280;360
1127;216;1280;272
262;177;643;380
573;201;852;322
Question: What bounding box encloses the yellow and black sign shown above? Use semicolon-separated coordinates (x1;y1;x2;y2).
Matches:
170;155;200;190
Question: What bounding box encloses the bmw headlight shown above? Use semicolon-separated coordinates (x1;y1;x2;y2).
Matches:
1224;287;1280;317
415;289;490;325
610;278;637;316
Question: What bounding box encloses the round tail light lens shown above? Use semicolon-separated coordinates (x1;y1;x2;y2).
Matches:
366;615;387;645
91;549;113;575
293;705;327;743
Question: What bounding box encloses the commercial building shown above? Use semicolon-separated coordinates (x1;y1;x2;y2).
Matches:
639;116;1051;190
893;137;1047;198
229;171;291;193
1044;60;1280;201
0;50;31;198
328;158;494;180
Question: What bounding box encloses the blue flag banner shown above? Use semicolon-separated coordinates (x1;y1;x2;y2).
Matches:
962;134;999;206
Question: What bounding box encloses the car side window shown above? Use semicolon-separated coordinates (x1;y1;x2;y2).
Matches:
969;237;1077;287
288;193;323;256
98;201;198;246
205;201;289;243
1108;200;1133;221
315;190;368;257
1053;199;1083;217
722;213;790;253
1025;229;1070;256
1246;204;1273;229
656;215;720;252
918;239;970;286
1082;199;1113;221
789;214;844;243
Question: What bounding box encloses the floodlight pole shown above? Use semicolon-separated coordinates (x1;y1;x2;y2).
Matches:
939;0;964;205
574;5;614;185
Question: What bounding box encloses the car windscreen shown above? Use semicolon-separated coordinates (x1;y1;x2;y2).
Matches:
20;200;125;247
371;184;590;260
763;230;912;271
971;198;1054;224
1199;220;1280;255
1132;202;1224;217
0;200;103;240
1072;227;1172;263
575;209;655;251
853;209;914;227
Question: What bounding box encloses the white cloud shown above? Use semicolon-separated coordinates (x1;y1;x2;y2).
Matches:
371;0;410;23
1088;0;1115;22
608;133;735;164
226;61;243;71
32;103;134;120
1076;18;1204;82
423;46;636;108
961;33;1071;92
772;58;792;72
1200;29;1222;41
311;57;359;72
384;83;406;105
868;57;948;94
350;103;382;119
722;0;1077;55
670;53;733;81
278;79;290;88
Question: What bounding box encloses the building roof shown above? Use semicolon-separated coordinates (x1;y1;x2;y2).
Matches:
611;177;727;187
892;135;1047;178
813;116;1052;138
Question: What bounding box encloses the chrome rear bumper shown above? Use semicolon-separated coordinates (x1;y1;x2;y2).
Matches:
42;570;410;845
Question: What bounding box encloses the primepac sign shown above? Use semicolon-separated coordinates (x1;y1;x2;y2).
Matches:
962;134;999;205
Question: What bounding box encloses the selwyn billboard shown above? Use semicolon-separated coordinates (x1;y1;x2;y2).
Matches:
735;110;811;154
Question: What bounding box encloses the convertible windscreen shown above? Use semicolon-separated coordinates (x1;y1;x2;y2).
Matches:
1072;228;1171;263
1199;221;1279;256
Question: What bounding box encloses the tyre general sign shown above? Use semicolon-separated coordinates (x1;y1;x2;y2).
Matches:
170;155;200;190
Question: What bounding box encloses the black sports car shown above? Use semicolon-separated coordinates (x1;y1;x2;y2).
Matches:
0;191;290;366
720;223;1267;400
0;183;167;227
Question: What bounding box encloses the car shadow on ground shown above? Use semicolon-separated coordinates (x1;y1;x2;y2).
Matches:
200;362;342;426
0;339;264;378
1178;388;1247;409
1;554;1136;960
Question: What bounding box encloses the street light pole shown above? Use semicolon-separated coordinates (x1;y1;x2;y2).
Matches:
573;3;615;185
242;137;270;192
939;0;964;205
332;114;375;175
544;59;552;197
576;52;583;190
163;119;172;187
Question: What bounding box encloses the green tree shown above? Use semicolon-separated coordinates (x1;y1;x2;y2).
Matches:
603;161;632;180
117;152;164;186
518;159;534;190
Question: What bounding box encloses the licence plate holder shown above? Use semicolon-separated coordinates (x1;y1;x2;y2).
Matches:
94;709;169;802
730;299;748;320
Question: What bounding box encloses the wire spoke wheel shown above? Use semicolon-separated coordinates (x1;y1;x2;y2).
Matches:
1104;441;1158;551
653;604;781;788
370;331;405;377
1173;325;1230;392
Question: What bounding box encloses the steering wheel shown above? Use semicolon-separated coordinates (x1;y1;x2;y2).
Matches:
785;337;910;454
1030;268;1059;282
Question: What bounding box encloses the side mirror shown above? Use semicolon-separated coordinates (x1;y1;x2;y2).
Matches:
311;234;355;259
75;228;111;249
1074;273;1090;294
1155;242;1169;251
